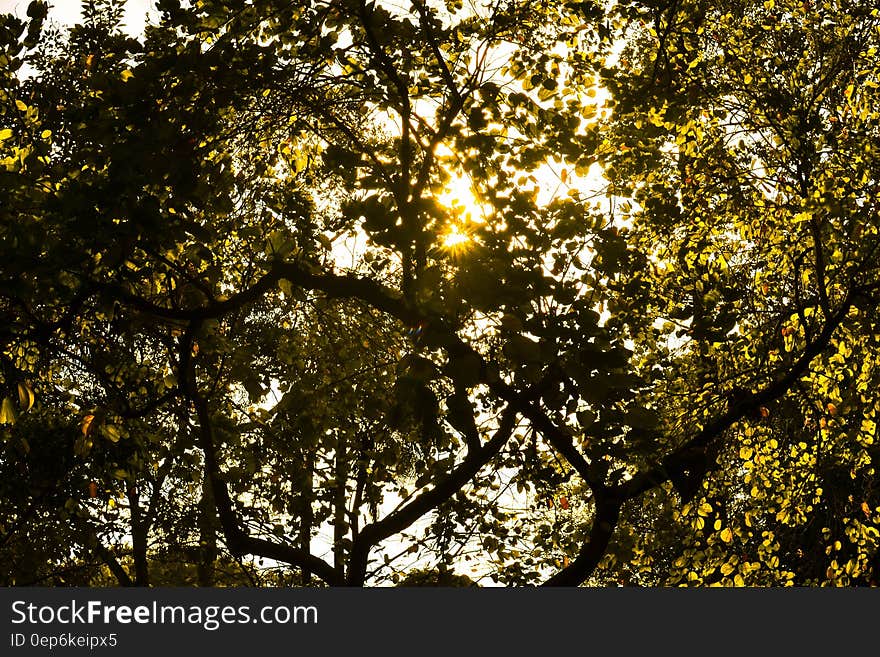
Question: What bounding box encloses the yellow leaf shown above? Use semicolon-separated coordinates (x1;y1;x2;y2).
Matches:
0;397;16;425
0;128;12;141
733;574;745;586
41;129;52;139
103;425;122;442
120;69;134;82
15;99;27;112
720;527;733;543
81;414;95;436
17;382;34;412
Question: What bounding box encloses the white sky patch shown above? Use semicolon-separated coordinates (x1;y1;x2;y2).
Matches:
0;0;158;35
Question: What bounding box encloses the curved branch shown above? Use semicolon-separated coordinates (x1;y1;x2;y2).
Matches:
179;321;344;586
618;292;854;501
542;491;619;587
111;258;600;486
546;293;856;586
347;405;517;585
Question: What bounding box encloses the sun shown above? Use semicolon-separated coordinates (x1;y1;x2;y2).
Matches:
435;167;487;254
441;223;472;251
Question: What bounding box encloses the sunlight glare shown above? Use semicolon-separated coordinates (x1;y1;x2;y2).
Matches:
437;173;488;224
441;224;471;251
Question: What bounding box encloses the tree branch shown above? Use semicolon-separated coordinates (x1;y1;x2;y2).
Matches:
618;292;853;502
347;405;517;584
179;320;344;586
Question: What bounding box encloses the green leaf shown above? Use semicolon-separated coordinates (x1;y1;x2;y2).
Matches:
505;335;542;363
445;352;482;388
624;406;658;429
399;354;439;382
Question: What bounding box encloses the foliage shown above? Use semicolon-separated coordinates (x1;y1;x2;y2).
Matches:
0;0;878;587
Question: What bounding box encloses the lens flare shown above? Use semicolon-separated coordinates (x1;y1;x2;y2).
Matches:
441;224;471;251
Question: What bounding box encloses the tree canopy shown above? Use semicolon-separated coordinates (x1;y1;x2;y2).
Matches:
1;0;879;587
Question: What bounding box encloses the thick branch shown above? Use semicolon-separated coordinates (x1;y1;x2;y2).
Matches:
347;406;517;585
179;322;344;586
617;293;853;502
91;539;134;587
113;260;598;488
541;492;620;587
77;517;134;587
543;295;855;586
809;216;831;315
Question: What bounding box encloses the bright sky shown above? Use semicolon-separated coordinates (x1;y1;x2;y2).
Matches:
0;0;157;34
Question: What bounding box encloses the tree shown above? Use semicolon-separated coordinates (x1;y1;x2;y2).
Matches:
591;0;880;585
0;0;878;588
